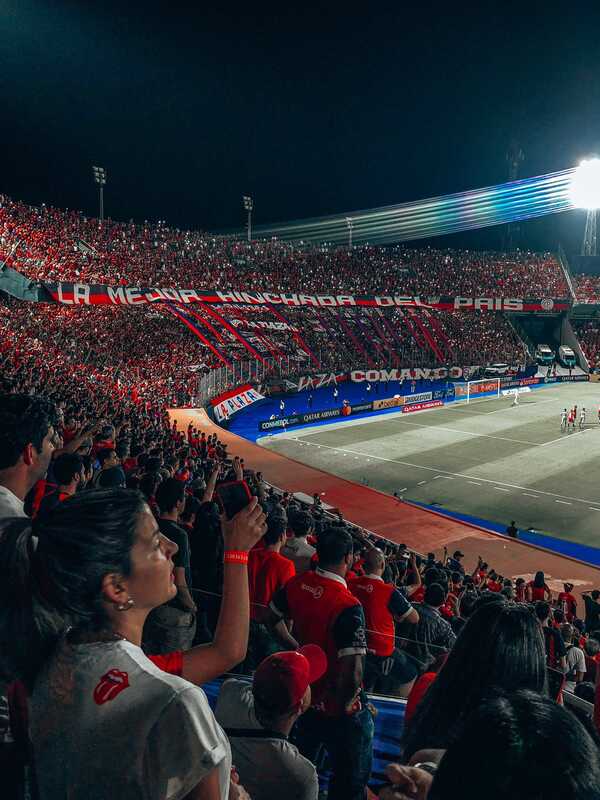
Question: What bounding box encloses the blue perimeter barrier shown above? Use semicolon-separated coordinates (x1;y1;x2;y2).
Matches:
228;376;456;441
407;499;600;568
226;375;571;442
203;678;405;793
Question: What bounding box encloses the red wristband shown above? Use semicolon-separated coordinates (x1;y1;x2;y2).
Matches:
224;550;249;565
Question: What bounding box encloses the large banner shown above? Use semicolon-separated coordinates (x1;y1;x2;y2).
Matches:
41;282;570;313
210;384;264;422
230;318;299;333
276;366;479;394
349;366;480;383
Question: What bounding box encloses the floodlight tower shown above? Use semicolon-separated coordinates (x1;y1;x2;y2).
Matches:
92;166;107;222
583;209;597;256
243;196;253;242
569;159;600;256
346;217;354;248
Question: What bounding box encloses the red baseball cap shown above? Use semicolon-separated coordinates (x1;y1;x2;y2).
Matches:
252;644;327;713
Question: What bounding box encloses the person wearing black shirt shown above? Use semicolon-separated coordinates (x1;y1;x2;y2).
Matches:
446;550;465;574
506;521;518;539
535;601;566;671
143;478;197;653
583;590;600;633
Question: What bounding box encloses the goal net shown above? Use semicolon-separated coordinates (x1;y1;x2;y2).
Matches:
465;378;501;403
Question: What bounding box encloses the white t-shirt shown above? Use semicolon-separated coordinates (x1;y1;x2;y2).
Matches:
215;679;318;800
564;644;587;693
31;639;231;800
0;485;26;519
281;538;316;575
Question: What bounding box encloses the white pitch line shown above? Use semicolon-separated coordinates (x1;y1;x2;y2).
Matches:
555;500;572;505
522;493;538;498
494;487;510;492
468;480;482;485
296;439;600;506
589;507;600;512
417;480;427;485
399;487;408;492
447;395;556;416
383;417;541;446
540;428;592;447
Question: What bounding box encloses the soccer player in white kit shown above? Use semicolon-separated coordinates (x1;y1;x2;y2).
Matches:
579;407;586;429
511;390;519;407
561;409;567;431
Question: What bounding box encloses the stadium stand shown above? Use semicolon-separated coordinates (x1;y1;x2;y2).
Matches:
1;194;568;296
574;273;600;304
1;193;600;800
574;319;600;370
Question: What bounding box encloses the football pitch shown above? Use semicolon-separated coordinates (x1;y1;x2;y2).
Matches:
260;384;600;548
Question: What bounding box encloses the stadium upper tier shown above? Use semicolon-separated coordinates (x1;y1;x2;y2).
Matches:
0;194;568;296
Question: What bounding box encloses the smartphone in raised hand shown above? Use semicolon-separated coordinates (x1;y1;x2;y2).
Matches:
215;480;253;520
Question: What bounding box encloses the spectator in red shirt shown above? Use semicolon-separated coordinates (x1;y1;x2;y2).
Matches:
526;571;552;603
485;570;503;593
349;548;419;695
404;671;437;726
36;453;85;519
248;516;296;623
558;583;578;622
246;515;295;670
346;544;365;580
265;527;372;800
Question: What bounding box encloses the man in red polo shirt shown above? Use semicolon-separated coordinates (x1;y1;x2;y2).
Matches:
246;516;296;670
348;548;419;695
558;583;577;622
265;527;373;800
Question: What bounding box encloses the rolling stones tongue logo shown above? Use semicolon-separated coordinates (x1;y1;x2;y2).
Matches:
93;669;130;705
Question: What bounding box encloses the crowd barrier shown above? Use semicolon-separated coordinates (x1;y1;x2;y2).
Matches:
253;373;589;434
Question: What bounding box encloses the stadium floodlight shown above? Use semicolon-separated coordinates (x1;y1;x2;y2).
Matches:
243;196;253;242
570;159;600;255
92;165;107;222
569;159;600;209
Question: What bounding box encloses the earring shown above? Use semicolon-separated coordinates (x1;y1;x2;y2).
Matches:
117;598;135;611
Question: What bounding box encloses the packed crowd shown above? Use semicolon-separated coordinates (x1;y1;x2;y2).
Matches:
1;376;600;800
1;193;568;297
0;297;204;408
0;293;532;415
573;319;600;370
574;273;600;304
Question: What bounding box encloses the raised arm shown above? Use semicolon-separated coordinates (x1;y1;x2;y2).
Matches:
181;498;267;685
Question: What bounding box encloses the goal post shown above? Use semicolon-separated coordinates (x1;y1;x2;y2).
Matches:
466;377;501;404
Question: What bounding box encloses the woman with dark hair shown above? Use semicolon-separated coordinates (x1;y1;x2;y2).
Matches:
526;570;552;602
0;487;267;800
402;602;547;758
427;690;600;800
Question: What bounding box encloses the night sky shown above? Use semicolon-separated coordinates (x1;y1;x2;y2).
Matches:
2;1;600;251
